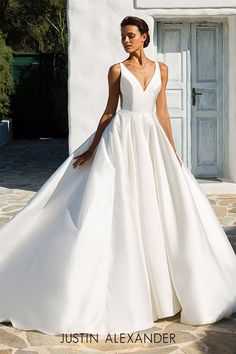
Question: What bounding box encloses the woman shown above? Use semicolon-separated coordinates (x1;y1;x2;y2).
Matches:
0;16;235;336
73;18;182;168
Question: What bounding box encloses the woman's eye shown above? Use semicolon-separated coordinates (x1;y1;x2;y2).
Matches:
121;35;135;41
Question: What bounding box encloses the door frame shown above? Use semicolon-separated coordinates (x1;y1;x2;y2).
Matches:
153;17;229;177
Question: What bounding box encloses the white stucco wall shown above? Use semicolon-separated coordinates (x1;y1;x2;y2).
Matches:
67;0;236;182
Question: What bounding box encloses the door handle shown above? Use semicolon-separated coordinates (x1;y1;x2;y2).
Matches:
192;88;202;106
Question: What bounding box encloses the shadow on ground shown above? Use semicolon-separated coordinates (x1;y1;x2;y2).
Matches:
0;138;69;192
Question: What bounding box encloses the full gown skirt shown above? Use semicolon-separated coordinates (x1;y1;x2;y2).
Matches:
0;61;236;335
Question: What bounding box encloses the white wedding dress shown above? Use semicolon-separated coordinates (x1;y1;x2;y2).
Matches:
0;61;236;336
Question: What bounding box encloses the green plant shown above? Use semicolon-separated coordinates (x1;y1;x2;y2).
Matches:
46;9;67;52
0;31;14;122
0;0;68;53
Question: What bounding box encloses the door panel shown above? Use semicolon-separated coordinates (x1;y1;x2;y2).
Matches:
156;23;189;162
191;23;223;177
156;21;224;177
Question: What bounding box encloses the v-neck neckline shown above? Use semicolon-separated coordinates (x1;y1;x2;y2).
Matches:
120;61;157;93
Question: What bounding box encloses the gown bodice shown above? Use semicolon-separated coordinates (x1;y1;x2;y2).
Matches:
119;61;162;113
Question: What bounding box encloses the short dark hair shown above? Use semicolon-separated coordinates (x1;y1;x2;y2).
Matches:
120;16;150;48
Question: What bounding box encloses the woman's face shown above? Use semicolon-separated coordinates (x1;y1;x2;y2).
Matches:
121;25;147;53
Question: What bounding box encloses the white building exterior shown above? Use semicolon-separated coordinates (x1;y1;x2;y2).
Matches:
68;0;236;190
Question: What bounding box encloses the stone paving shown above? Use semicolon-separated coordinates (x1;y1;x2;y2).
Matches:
0;313;236;354
0;138;68;226
0;138;236;353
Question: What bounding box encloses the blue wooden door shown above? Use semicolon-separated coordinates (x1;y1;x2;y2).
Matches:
191;23;223;177
156;21;224;177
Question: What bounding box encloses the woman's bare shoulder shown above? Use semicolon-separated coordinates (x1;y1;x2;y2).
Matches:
108;63;121;77
158;61;168;76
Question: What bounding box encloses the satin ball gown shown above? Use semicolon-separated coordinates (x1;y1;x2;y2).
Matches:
0;60;236;335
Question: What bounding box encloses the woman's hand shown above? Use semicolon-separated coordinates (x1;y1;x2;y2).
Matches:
73;148;94;169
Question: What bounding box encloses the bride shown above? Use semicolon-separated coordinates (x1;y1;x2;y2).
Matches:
0;15;236;336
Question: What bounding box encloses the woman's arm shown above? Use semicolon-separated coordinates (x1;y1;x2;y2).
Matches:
73;63;121;168
156;62;182;166
156;62;176;152
88;64;121;153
